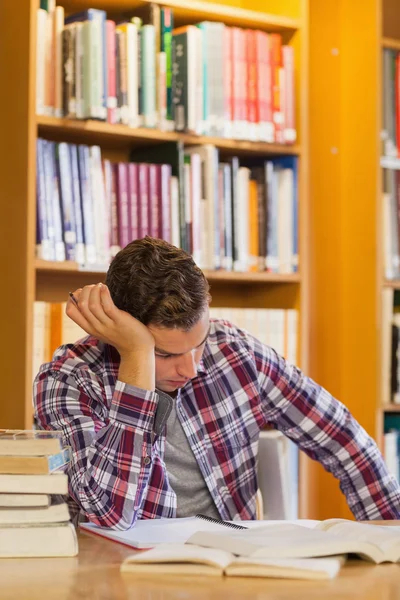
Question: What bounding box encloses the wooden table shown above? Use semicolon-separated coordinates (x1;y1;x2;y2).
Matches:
1;525;400;600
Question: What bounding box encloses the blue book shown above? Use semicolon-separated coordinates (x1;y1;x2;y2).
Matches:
36;139;53;261
77;145;97;265
65;9;107;120
57;142;77;262
46;141;66;262
69;144;85;265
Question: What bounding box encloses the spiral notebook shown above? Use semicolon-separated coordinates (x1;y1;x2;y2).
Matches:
80;515;319;550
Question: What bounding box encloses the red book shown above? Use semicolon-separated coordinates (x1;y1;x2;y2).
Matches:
270;33;283;143
106;20;117;124
160;164;172;242
231;27;247;139
116;162;130;249
255;31;273;143
149;164;160;239
138;164;149;237
128;163;139;242
282;45;296;144
246;30;258;141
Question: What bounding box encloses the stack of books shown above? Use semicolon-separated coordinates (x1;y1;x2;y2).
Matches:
0;430;78;557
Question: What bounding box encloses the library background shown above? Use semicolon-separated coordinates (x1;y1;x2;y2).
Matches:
0;0;399;522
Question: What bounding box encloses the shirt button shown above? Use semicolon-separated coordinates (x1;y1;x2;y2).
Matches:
143;456;151;466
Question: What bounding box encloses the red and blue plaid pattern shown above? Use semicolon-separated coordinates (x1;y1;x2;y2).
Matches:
34;319;400;529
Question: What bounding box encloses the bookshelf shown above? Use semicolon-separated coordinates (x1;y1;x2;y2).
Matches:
307;0;400;520
0;0;311;515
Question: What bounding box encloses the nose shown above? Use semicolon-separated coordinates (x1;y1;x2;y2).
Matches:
176;351;198;380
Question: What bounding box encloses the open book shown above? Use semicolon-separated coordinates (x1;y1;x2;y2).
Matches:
121;543;344;580
188;519;400;564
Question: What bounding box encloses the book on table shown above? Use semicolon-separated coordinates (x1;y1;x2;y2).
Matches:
0;430;65;455
121;543;344;580
187;519;400;564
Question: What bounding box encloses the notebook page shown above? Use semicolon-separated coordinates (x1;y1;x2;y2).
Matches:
80;516;244;549
229;555;344;579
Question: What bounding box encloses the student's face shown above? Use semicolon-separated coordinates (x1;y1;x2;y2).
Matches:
148;309;210;393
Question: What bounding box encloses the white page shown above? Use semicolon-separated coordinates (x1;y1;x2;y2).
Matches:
319;520;400;559
122;543;233;569
81;518;320;550
188;523;383;562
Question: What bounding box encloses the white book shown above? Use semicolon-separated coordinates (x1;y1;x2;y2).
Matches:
0;473;68;495
125;23;139;128
184;145;219;270
188;519;400;564
0;494;50;508
53;6;64;118
0;522;77;558
89;146;109;267
170;176;180;248
75;23;84;119
234;167;250;272
121;543;343;580
384;432;399;482
36;9;47;115
0;496;69;525
287;309;298;366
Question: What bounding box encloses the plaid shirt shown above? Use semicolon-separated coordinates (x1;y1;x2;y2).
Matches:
34;319;400;529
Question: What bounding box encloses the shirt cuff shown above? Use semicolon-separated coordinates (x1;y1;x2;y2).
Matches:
109;380;159;430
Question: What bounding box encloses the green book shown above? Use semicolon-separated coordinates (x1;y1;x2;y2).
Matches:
161;8;174;126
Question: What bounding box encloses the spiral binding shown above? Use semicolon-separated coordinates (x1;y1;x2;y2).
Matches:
195;514;248;530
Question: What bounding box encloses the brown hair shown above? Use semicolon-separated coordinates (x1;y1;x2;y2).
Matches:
105;237;211;330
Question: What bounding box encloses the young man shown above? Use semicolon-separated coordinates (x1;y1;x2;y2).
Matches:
34;238;400;529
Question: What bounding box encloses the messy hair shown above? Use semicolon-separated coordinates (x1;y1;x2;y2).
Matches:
105;237;211;330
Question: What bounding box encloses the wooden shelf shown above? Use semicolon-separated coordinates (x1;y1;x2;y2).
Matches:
381;405;400;413
61;0;300;32
382;37;400;50
35;260;301;284
37;116;301;157
383;280;400;289
380;156;400;170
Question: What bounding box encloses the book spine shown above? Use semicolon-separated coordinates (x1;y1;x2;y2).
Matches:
106;20;117;124
256;31;274;143
138;164;149;237
170;175;180;247
62;26;77;119
222;164;233;271
282;45;296;144
116;29;128;124
249;179;259;271
148;164;160;238
36;139;52;260
47;141;65;262
172;31;188;132
36;8;47;116
78;145;97;264
223;27;232;138
230;157;240;269
102;158;114;261
69;144;85;265
75;23;84;119
183;156;192;254
160;164;172;242
53;5;64;117
246;29;258;141
218;165;225;268
126;23;139;128
231;28;247;139
128;163;139;242
89;146;109;265
57;142;77;261
117;162;130;249
191;153;202;266
106;161;119;257
161;8;174;130
396;54;400;159
44;9;55;115
157;51;167;129
271;34;283;144
141;25;157;128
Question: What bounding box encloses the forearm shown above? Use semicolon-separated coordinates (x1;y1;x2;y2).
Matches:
118;349;155;391
35;371;159;530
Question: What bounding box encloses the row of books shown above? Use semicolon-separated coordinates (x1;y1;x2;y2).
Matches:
0;430;77;557
382;171;400;280
36;138;299;273
33;303;298;381
382;49;400;158
208;307;298;367
36;3;296;144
